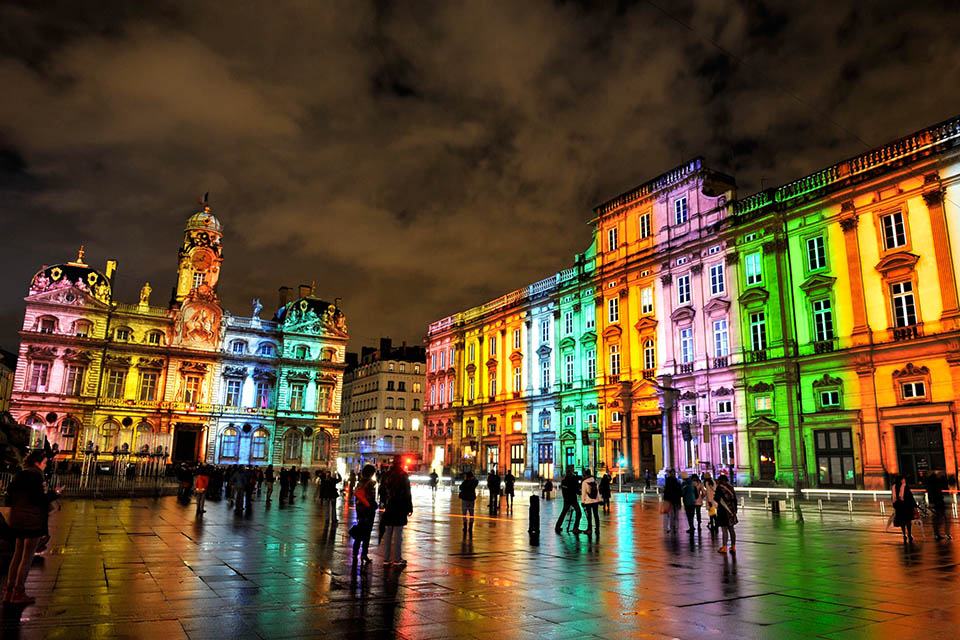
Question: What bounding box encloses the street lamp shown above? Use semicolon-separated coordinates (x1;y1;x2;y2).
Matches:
618;457;625;493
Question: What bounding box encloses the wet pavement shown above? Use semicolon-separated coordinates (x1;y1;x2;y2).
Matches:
2;485;958;639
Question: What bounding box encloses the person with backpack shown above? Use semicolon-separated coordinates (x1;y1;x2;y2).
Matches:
503;470;516;512
580;468;601;536
716;474;738;553
350;465;377;565
459;470;479;533
555;467;582;534
599;472;612;513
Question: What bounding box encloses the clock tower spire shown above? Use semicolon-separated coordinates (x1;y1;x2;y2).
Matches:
175;194;223;304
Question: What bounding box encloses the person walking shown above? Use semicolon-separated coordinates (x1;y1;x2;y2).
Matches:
703;475;718;532
265;464;275;502
555;466;582;534
300;468;311;499
323;470;341;523
663;469;682;533
644;469;651;491
716;474;738;553
350;465;377;565
487;468;502;515
926;470;953;541
256;468;264;496
4;450;62;604
348;469;357;494
459;470;479;533
503;470;516;512
892;474;917;543
599;472;612;513
429;470;439;494
230;466;246;513
681;473;699;533
580;468;601;536
278;467;290;506
381;456;413;568
194;466;210;515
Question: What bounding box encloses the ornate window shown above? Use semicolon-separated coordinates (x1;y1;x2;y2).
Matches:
37;316;57;334
257;343;276;356
73;319;92;337
251;429;268;459
890;281;917;327
893;363;930;405
105;369;126;399
643;340;656;370
283;429;302;460
712;319;729;357
137;371;157;403
749;312;767;351
716;400;733;416
806;236;827;272
293;345;309;360
289;383;305;411
145;331;163;346
812;299;834;342
183;375;202;404
225;379;242;407
231;340;247;354
114;327;131;342
709;264;725;295
220;427;239;458
745;252;763;285
255;381;272;408
674;196;688;225
812;374;842;411
677;274;691;305
313;433;329;461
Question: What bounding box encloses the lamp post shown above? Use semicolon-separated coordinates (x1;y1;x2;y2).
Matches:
618;457;625;493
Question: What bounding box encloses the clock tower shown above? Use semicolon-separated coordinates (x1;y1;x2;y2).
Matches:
175;198;223;304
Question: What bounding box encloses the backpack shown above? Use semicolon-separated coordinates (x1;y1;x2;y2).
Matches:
587;480;598;500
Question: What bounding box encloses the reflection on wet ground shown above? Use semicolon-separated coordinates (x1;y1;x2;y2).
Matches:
1;486;958;639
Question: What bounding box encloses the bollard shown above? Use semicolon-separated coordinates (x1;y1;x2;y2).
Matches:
528;495;540;535
954;501;958;519
880;501;885;515
764;496;770;509
631;486;635;494
848;498;854;513
818;499;823;512
740;496;745;509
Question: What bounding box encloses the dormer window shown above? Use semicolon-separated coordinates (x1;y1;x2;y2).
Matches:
38;317;56;334
146;331;163;346
73;320;92;337
257;343;276;357
294;345;309;360
231;341;247;354
114;328;131;342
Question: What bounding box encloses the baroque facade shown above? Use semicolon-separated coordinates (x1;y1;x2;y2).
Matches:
10;203;348;469
425;114;960;489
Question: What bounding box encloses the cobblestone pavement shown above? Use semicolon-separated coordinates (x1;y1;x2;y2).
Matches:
1;485;958;639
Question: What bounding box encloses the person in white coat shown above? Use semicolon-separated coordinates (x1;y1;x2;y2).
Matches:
580;468;601;536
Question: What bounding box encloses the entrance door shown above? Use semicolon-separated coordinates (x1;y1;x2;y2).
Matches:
485;445;499;473
815;429;856;488
896;424;946;486
757;439;776;481
172;428;199;462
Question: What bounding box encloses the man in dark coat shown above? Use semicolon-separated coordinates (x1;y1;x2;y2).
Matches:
555;466;582;534
663;469;682;533
279;467;290;505
487;468;502;515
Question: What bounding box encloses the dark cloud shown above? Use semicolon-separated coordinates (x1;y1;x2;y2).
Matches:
1;0;959;349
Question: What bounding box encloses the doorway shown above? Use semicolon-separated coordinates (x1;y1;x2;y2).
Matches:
757;439;776;481
172;426;200;462
896;424;946;486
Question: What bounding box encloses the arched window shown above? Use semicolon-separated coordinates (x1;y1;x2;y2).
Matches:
251;429;269;460
146;330;164;346
59;417;79;453
257;343;276;357
412;436;419;451
220;427;239;459
100;421;119;451
23;415;44;448
230;340;247;355
313;433;329;461
36;315;58;334
321;348;336;362
643;339;656;371
294;345;309;360
113;326;133;342
72;319;93;337
283;429;302;460
136;421;152;454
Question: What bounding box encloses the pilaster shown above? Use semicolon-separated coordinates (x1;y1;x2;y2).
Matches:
921;179;960;329
839;202;872;345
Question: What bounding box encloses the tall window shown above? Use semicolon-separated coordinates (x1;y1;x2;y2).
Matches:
192;271;204;290
674;197;688;225
607;297;619;324
713;319;729;357
468;376;475;400
677;274;691;305
745;252;763;285
28;361;50;393
639;213;651;239
586;349;596;381
317;386;331;412
564;354;575;383
891;281;917;327
225;379;242;406
430;353;436;370
221;427;239;458
680;328;694;364
806;236;826;271
488;372;496;397
641;287;653;314
643;340;655;370
289;383;305;411
489;336;497;356
719;434;735;465
881;211;907;250
255;381;271;408
284;430;302;460
709;264;725;295
469;342;476;362
750;312;767;351
511;329;521;350
183;375;201;403
812;299;834;341
541;360;550;390
105;369;125;399
607;227;618;252
438;383;445;403
564;311;574;335
439;350;445;369
429;384;436;405
251;429;268;459
65;364;85;396
138;371;157;402
540;320;549;343
609;345;620;376
397;396;406;409
585;305;595;330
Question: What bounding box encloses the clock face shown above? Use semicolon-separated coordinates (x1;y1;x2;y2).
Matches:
191;251;213;270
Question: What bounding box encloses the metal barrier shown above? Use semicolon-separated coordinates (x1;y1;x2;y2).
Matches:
0;472;178;499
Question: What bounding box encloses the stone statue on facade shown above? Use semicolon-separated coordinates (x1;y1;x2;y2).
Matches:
139;282;152;305
251;298;263;328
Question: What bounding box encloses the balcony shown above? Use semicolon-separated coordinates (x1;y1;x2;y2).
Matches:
679;363;694;374
642;369;656;380
892;324;922;342
606;374;620;384
713;357;728;369
813;340;835;354
749;350;768;363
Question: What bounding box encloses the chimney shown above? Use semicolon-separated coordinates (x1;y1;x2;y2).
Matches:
105;260;117;281
278;286;292;308
379;337;392;358
298;283;311;299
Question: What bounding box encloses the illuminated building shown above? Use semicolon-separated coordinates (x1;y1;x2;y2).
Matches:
426;114;960;487
9;202;348;469
339;339;425;469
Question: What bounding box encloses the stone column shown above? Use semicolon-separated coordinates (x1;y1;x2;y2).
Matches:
922;183;960;330
839;204;872;345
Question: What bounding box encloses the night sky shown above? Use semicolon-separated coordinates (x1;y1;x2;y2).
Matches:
2;1;959;352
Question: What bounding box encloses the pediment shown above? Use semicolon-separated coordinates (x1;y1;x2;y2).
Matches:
747;416;779;431
579;330;597;345
799;274;837;295
602;325;622;342
635;316;658;334
875;252;919;277
485;357;498;368
559;337;576;351
465;363;477;374
670;306;696;323
509;350;523;363
702;297;730;317
535;344;552;359
739;287;769;308
26;285;109;309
